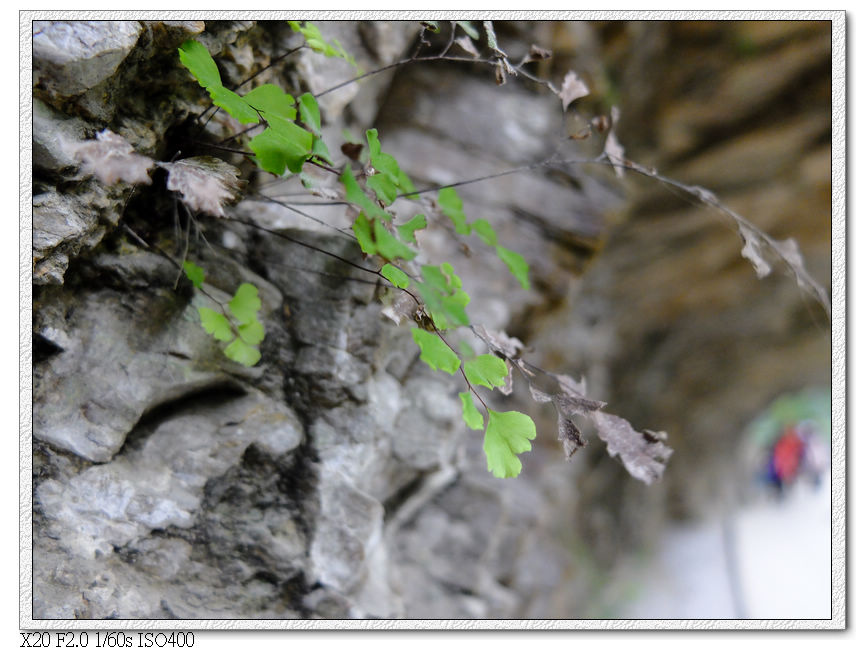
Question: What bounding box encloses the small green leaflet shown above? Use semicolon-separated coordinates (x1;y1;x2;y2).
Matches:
208;87;259;124
367;173;397;205
352;214;376;255
397;214;427;244
198;307;233;342
459;392;484;430
415;264;470;329
366;129;417;198
238;319;265;346
438;187;471;235
456;21;480;40
311;137;332;164
178;40;317;176
228;283;262;324
289;21;360;71
381;263;410;289
471;219;498;246
183;261;205;288
225;338;261;366
483;410;536;478
340;167;391;222
374;219;416;261
249;126;311;176
411;328;460;375
495;245;530;289
243;84;297;120
298;92;321;135
352;214;416;261
464;354;508;390
178;40;221;90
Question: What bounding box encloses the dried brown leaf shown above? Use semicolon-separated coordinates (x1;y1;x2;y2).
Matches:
588;411;672;485
473;324;526;359
382;291;417;326
559;71;590;111
67;129;154;186
604;106;626;178
159;156;244;218
455;35;480;58
740;224;771;278
558;414;587;459
527;44;552;62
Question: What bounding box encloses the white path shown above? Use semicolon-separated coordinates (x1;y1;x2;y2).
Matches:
619;479;831;620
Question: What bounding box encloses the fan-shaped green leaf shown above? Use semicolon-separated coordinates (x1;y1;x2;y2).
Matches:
411;329;460;375
495;245;530;289
483;410;536;478
208;86;260;124
381;263;410;289
397;214;427;243
460;391;484;430
471;219;498;246
178;40;221;90
224;338;261;367
438;187;471;235
238;319;265;346
374;219;416;261
228;283;261;324
183;261;205;288
243;84;296;120
298;92;321;135
198;307;233;342
465;354;508;390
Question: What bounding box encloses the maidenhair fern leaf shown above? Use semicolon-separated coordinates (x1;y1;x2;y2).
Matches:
471;219;498;246
182;261;205;288
298;92;321;135
381;263;410;289
248;127;311;176
198;308;233;342
483;410;536;478
289;21;360;71
397;214;427;244
178;39;222;90
464;354;508;390
224;338;261;367
459;391;484;430
238;319;265;346
340;167;391;221
208;86;260;124
411;328;461;375
242;84;297;120
228;283;262;325
438;187;471;235
495;245;530;289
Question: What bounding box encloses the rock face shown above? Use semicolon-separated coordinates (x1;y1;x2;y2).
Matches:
30;19;831;620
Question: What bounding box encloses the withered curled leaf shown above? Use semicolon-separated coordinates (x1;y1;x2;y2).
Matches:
559;70;590;111
158;156;244;218
67;129;154;186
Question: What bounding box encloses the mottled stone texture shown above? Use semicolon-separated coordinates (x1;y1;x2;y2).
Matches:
31;20;830;620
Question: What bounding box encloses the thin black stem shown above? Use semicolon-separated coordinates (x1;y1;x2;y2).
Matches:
245;192;356;241
218;123;263;145
433;328;489;412
173;208;192;289
215;214;379;276
230;45;305;92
